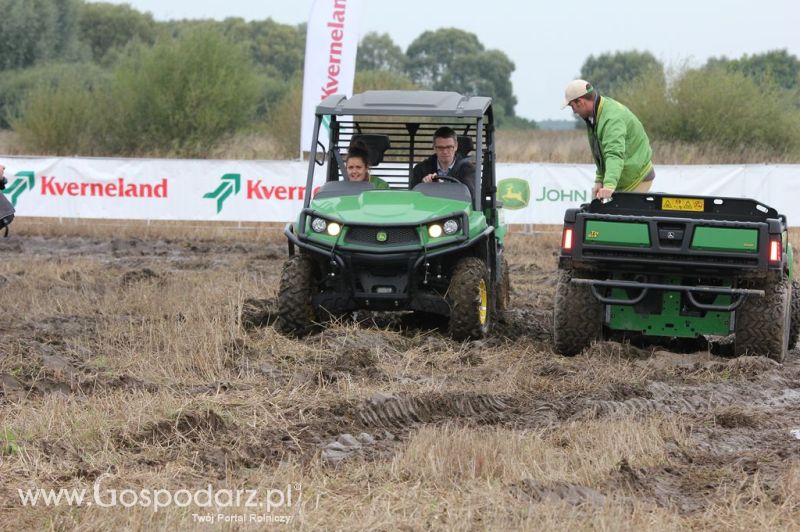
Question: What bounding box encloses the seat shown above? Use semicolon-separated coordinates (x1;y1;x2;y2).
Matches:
350;134;391;165
457;135;474;159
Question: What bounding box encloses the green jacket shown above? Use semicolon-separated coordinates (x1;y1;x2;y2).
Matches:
369;175;389;190
586;96;653;192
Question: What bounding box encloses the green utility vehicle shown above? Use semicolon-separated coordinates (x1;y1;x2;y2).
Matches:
277;90;509;340
554;192;799;361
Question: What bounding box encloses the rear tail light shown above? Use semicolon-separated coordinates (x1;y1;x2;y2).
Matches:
562;226;574;252
768;238;781;263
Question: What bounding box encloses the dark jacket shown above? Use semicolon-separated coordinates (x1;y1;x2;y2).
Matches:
410;155;476;200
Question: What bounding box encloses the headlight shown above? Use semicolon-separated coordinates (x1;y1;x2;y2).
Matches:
428;224;443;238
443;219;459;235
311;217;327;233
327;222;341;236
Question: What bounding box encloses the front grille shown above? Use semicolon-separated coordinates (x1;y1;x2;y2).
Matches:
345;226;419;246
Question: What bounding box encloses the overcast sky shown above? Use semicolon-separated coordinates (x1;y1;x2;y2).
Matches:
91;0;800;121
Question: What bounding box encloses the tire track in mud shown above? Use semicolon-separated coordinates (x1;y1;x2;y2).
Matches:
577;379;800;419
357;392;514;428
344;364;800;433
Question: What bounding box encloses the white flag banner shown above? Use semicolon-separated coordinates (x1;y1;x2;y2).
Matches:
300;0;363;153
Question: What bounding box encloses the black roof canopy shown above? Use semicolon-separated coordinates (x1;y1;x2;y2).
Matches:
316;90;492;118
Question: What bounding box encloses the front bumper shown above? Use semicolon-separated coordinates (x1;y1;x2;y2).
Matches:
284;223;495;314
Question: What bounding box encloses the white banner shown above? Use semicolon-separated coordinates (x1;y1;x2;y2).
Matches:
1;157;321;222
300;0;363;153
2;156;800;226
497;164;800;225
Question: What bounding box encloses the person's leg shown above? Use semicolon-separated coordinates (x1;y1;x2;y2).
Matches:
633;179;653;193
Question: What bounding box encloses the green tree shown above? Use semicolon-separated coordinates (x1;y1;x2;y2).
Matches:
100;29;262;156
77;2;157;64
354;70;416;92
405;28;483;87
0;0;84;70
0;61;107;128
167;17;306;80
357;32;406;73
163;17;305;122
11;71;101;155
403;28;525;124
439;49;518;122
618;67;800;155
580;50;665;96
705;49;800;91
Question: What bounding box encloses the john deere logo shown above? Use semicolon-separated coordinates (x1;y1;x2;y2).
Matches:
376;230;388;242
2;171;35;207
203;173;241;213
497;178;530;210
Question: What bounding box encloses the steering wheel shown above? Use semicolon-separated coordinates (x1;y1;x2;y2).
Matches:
433;176;460;184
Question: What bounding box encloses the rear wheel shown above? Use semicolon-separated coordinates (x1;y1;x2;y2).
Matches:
553;270;604;356
735;274;790;362
789;279;800;350
276;255;318;337
448;257;492;341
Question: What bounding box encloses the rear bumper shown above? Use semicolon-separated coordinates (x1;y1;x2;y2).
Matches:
572;278;764;311
559;212;783;277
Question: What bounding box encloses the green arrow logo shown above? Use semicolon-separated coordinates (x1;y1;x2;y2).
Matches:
2;171;36;207
203;173;241;213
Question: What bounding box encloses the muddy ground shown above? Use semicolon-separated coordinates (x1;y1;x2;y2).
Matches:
0;223;798;530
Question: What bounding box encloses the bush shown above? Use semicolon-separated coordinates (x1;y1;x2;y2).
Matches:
354;69;417;92
618;67;800;157
263;78;303;159
11;71;101;155
100;28;262;156
0;62;108;129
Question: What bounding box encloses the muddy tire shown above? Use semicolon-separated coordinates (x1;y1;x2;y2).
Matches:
789;279;800;350
553;270;604;356
275;255;318;337
496;256;511;312
735;275;790;362
447;257;492;341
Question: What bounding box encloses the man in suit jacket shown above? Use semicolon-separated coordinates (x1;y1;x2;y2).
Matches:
410;126;475;201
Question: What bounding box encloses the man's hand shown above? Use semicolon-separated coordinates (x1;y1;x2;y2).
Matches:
422;173;437;183
595;186;614;200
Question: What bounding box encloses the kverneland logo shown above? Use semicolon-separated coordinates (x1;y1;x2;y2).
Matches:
3;171;35;206
203;173;241;213
41;176;168;198
246;180;317;201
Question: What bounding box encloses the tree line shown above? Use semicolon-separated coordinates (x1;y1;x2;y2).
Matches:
581;49;800;157
1;0;798;159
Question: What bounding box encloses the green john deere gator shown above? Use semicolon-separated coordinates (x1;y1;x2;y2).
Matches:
276;90;509;340
554;192;799;361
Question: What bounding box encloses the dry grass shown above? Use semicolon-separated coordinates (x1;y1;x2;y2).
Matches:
1;221;799;530
496;129;800;164
4;127;798;163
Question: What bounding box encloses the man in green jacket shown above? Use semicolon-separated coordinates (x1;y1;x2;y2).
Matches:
562;79;655;200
